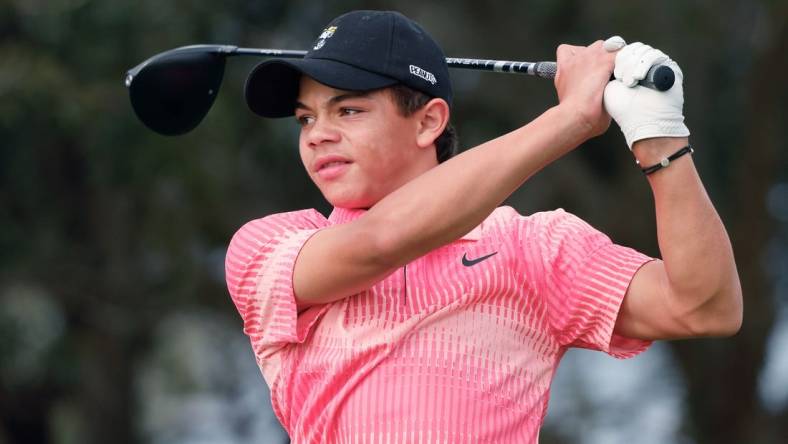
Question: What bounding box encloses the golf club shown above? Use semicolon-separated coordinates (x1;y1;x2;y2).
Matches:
125;44;675;136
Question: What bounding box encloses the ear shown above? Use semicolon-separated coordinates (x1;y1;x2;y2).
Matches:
415;98;450;149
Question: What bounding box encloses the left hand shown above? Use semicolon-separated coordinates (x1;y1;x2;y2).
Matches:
603;40;690;149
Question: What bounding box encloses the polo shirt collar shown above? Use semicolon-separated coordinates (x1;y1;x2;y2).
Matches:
328;207;366;225
328;207;482;241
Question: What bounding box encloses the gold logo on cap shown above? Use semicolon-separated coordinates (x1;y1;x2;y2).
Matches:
313;26;338;50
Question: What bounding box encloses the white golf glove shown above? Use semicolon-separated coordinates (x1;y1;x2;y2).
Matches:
603;39;690;149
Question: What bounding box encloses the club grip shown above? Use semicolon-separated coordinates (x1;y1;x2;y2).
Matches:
532;61;675;91
643;65;675;91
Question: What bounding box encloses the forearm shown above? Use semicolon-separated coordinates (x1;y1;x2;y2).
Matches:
364;105;588;267
634;137;742;328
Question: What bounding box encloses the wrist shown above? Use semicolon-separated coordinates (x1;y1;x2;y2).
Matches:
551;104;597;147
632;136;690;166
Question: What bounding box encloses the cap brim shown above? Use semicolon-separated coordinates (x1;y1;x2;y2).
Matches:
245;58;399;118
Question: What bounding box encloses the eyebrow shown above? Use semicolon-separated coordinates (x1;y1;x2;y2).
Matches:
294;90;374;111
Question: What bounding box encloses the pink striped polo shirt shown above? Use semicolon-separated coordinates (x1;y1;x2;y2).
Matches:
225;205;654;443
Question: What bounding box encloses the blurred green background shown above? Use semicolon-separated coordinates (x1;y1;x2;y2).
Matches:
1;0;787;443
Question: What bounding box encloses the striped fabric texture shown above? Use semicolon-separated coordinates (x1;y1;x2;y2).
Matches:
225;206;653;443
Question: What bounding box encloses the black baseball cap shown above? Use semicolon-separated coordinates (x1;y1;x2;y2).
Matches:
245;10;452;118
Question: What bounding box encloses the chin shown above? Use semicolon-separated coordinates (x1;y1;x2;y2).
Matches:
324;190;376;209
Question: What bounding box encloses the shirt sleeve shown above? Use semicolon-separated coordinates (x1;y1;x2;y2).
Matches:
224;210;330;376
527;209;655;359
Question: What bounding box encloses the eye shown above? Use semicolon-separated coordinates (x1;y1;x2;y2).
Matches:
340;107;362;116
296;114;315;126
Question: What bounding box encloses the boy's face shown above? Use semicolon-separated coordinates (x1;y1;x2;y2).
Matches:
295;76;432;209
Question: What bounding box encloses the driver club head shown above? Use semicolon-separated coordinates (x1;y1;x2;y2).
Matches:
127;46;228;136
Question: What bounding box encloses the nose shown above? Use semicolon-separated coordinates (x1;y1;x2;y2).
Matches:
304;116;341;149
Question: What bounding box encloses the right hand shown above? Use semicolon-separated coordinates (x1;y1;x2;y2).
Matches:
554;40;617;139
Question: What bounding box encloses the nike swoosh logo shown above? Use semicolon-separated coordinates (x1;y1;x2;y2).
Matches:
462;251;498;267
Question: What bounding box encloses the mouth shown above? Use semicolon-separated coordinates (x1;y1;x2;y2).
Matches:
314;157;353;181
317;160;352;172
314;154;353;173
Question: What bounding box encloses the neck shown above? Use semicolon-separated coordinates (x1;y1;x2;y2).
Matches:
397;148;440;188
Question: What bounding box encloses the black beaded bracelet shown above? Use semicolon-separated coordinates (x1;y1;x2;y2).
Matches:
638;144;694;175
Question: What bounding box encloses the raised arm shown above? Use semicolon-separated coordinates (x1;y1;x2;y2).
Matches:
605;42;743;339
293;41;617;307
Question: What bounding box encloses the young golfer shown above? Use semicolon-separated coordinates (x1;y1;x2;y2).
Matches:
226;10;742;443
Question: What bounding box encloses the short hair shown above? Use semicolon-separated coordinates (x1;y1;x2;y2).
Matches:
386;84;458;163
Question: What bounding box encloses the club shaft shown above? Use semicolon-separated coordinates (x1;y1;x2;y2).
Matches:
232;47;550;77
233;47;308;59
231;46;670;91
